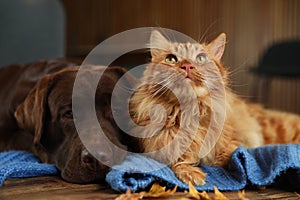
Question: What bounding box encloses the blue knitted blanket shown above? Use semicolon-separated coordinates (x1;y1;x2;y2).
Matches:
0;151;58;187
1;145;299;192
106;144;300;192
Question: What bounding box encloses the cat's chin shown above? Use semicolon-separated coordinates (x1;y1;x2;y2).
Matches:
182;78;207;98
184;77;192;83
194;86;209;98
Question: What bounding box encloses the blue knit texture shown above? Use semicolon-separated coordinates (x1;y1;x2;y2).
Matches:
0;150;58;187
106;144;300;192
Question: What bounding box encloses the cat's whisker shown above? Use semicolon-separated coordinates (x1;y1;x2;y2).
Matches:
151;74;183;98
152;85;169;98
153;86;170;100
152;73;187;98
128;70;182;96
203;75;221;79
226;81;250;88
198;20;220;43
226;59;253;79
153;73;179;85
135;79;171;98
227;68;248;79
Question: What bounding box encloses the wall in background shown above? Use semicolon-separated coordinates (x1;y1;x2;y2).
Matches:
0;0;64;67
61;0;300;113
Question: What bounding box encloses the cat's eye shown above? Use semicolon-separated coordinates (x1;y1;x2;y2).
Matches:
165;54;178;64
196;53;208;64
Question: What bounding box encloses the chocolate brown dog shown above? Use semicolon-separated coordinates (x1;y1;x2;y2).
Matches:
0;59;133;183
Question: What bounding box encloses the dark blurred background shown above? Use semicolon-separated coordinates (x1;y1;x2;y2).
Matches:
0;0;300;113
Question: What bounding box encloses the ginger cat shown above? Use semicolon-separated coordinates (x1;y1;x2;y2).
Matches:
129;30;300;185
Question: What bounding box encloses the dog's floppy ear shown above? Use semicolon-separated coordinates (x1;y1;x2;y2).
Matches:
14;75;52;144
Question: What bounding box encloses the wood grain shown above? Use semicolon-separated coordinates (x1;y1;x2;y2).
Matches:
60;0;300;114
0;176;299;200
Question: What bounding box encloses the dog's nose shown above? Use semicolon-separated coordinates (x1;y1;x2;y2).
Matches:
81;149;110;171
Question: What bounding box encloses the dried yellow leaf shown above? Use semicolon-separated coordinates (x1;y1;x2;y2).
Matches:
143;182;178;198
149;182;166;194
188;181;201;200
213;186;229;200
188;181;210;200
199;191;210;200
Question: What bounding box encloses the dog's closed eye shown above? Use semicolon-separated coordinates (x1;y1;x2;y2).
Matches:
63;110;73;119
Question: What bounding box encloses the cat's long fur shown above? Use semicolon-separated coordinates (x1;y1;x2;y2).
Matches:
129;30;300;185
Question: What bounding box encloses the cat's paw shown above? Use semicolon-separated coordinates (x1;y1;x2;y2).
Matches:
172;164;206;185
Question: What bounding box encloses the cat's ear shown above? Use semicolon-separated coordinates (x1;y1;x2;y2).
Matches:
149;30;170;57
207;33;226;61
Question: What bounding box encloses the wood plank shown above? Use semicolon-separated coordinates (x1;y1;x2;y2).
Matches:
0;176;299;200
0;177;118;200
60;0;300;113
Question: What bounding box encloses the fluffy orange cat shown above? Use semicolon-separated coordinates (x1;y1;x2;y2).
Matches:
129;30;300;185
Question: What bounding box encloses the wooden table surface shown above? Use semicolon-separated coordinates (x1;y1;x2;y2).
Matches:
0;176;299;200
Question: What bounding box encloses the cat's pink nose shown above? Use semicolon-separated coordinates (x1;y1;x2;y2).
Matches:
181;63;194;74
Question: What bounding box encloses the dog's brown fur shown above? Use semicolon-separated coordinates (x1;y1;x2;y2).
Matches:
0;59;132;183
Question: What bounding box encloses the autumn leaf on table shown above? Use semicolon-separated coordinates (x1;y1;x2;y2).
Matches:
187;183;234;200
188;181;210;200
115;182;177;200
214;186;229;200
115;182;244;200
143;182;178;198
